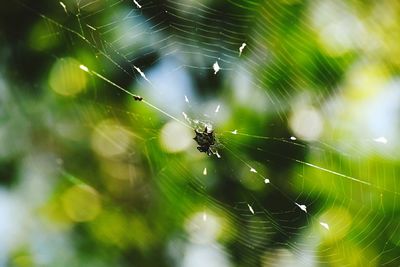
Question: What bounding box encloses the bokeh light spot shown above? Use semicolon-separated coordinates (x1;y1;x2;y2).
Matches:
48;57;87;96
61;184;101;222
29;20;60;51
159;121;193;153
319;207;352;242
91;120;131;158
185;212;222;244
289;107;323;141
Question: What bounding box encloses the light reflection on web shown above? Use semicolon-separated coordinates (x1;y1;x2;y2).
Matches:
2;0;400;266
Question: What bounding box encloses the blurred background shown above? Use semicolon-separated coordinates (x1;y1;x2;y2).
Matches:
1;0;400;266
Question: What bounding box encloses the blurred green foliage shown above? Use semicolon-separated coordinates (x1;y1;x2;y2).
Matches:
1;0;400;266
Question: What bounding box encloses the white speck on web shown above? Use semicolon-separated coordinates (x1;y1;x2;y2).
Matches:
250;168;257;173
59;2;67;13
133;65;150;83
184;95;189;103
232;130;238;135
320;222;329;230
239;43;247;56
215;105;220;113
374;136;387;144
133;0;142;8
182;112;188;120
216;152;221;158
213;61;220;74
290;136;297;140
247;204;255;214
264;178;270;184
86;24;96;31
203;167;207;175
296;203;307;213
79;65;89;72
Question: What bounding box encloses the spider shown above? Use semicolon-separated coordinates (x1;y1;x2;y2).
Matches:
193;127;216;156
133;95;143;101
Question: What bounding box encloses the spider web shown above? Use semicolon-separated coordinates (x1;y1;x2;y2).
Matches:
8;0;400;266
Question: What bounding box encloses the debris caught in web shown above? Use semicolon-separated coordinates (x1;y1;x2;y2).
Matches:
296;203;307;213
213;61;220;74
239;43;247;56
247;204;255;214
133;0;142;9
320;222;330;230
59;2;68;13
